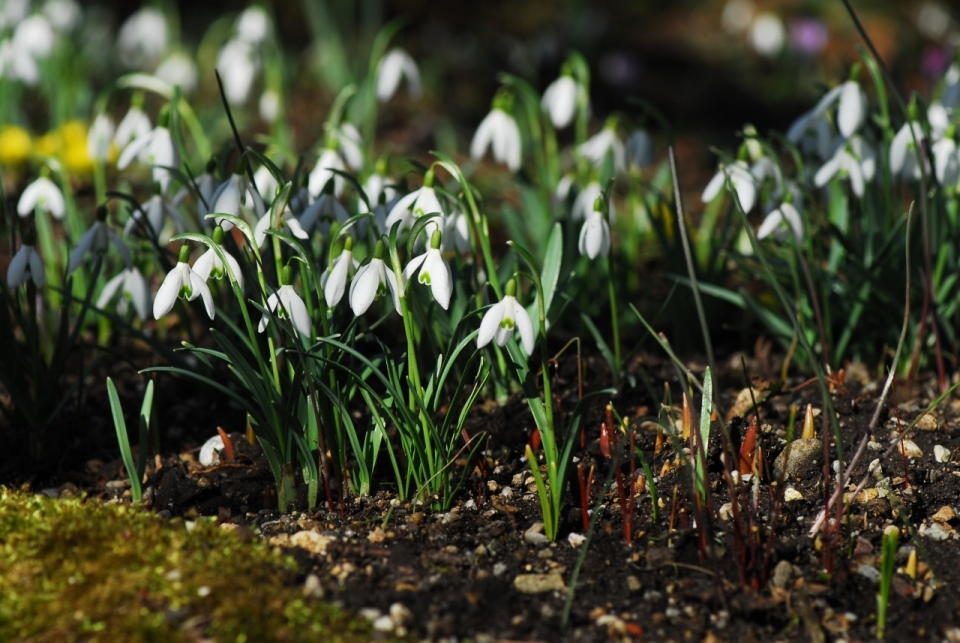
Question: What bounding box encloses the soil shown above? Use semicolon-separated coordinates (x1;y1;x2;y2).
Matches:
5;347;960;642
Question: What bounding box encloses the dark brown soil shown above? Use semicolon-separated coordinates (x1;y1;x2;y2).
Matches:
6;348;960;642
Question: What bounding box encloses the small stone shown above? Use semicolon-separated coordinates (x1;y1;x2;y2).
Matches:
783;487;803;502
919;521;953;541
492;562;508;577
198;435;224;466
856;564;881;583
513;572;566;594
359;608;381;621
899;440;923;459
916;413;939;431
934;445;951;463
284;530;335;555
407;512;424;525
475;544;488;557
771;560;792;588
568;533;586;548
487;480;499;492
303;574;324;598
843;488;879;504
524;522;548;545
627;575;642;591
439;512;461;525
389;602;412;625
773;438;822;479
946;628;960;643
932;506;956;523
41;488;59;498
367;526;386;543
500;486;514;499
373;615;394;632
719;503;734;521
105;479;131;490
197;586;211;597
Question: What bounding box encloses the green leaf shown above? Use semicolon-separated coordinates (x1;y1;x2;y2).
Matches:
107;377;142;503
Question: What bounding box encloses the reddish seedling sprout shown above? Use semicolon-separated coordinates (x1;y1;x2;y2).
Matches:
681;392;692;440
738;415;758;475
216;426;235;461
577;464;595;532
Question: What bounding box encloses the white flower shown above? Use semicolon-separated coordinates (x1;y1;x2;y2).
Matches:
321;238;359;308
933;137;959;186
541;75;577;129
701;160;757;212
7;243;44;288
236;6;271;44
259;284;311;337
471;108;522;172
43;0;82;33
0;36;40;85
626;130;654;169
153;247;214;320
253;166;278;204
217;38;258;105
748;12;785;57
254;206;308;249
192;233;244;291
17;176;65;219
402;231;453;309
117;121;180;193
749;155;783;192
572;181;614;221
349;247;401;316
578;126;624;172
68;210;131;273
757;201;803;244
385;174;444;233
114;105;152;151
442;211;471;254
0;0;29;30
307;148;345;196
87;114;114;162
890;121;927;181
299;193;348;235
376;48;421;102
477;281;535;355
125;189;185;238
928;102;950;140
835;80;868;139
13;15;55;59
97;267;151;320
259;89;280;123
578;202;611;259
117;7;168;69
786;82;867;155
334;123;364;171
361;172;396;213
192;166;221;220
814;137;876;197
209;167;259;230
155;52;198;93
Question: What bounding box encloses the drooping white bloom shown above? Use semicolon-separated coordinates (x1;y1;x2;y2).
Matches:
541;75;578;129
193;228;244;291
320;237;359;307
259;89;280;123
578;200;611;260
87;114;114;162
217;38;258;105
114;105;152;152
0;36;40;85
155;52;198;93
701;160;757;212
385;173;444;233
117;7;168;69
334;123;364;171
626;130;654;170
572;182;614;222
97;267;151;320
259;284;311;337
471;108;522;172
299;192;348;234
43;0;82;32
749;155;783;192
236;6;271;44
7;243;44;288
254;205;309;249
835;80;868;139
889;121;927;181
814;136;877;197
578;126;625;172
928;102;950;140
349;246;402;317
68;209;131;273
442;211;471;254
748;12;785;57
757;201;803;244
153;246;214;320
786;82;867;156
125;189;185;238
253;166;278;205
402;231;453;309
361;172;396;214
209;165;259;230
17;176;65;219
117;121;180;193
0;0;30;30
13;14;55;59
376;48;421;102
307;148;345;196
933;137;959;187
477;281;535;355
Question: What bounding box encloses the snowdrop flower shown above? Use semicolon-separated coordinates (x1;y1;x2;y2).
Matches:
572;181;614;221
68;206;131;273
308;147;345;197
236;6;271;44
626;130;654;170
153;245;214;320
361;169;396;214
125;183;185;238
750;154;783;192
928;102;950;139
259;89;280;123
889;110;928;181
578;119;625;172
555;174;575;202
403;230;453;309
97;267;151;320
189;158;221;220
701;157;757;212
7;242;44;288
814;136;876;197
0;36;40;85
193;226;244;291
87;113;114;162
749;12;785;57
334;123;364;172
787;75;867;152
155;52;198;93
757;197;803;244
321;236;358;307
477;279;535;355
14;14;55;59
933;132;958;186
259;268;311;337
253;165;278;205
385;169;444;233
376;48;421;102
217;38;258;105
254;200;309;249
299;186;349;235
471;93;522;172
442;210;471;254
833;78;868;139
541;68;578;129
113;102;152;152
43;0;82;33
349;240;401;316
0;0;30;30
117;107;179;193
18;174;65;219
117;7;168;69
209;156;259;229
578;198;611;260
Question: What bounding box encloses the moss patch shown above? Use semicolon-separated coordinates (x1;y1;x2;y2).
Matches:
0;487;379;642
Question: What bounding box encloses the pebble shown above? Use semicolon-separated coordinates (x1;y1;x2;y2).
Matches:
771;560;792;588
626;575;642;591
513;572;565;593
934;445;951;463
932;506;956;523
524;522;548;545
568;533;586;548
916;413;939;431
198;435;224;466
492;562;508;577
302;574;324;598
919;521;953;541
899;439;923;459
773;438;822;479
373;615;395;632
390;602;412;625
783;486;803;502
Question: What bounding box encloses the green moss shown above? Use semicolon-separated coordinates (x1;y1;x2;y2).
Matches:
0;487;382;643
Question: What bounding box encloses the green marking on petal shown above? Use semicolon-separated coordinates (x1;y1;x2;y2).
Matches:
500;317;515;330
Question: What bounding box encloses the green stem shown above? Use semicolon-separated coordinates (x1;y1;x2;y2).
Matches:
607;255;621;377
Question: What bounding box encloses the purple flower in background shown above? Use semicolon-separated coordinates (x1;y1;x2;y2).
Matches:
788;18;828;57
922;46;949;82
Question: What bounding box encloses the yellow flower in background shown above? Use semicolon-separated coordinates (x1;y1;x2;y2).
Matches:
26;120;94;175
0;126;32;166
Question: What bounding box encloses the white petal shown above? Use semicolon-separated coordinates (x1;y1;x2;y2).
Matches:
837;81;865;138
889;124;912;174
153;268;182;319
512;300;536;355
542;76;577;128
385;189;420;231
68;226;96;273
280;286;311;337
779;202;803;243
421;250;452;309
7;246;29;288
192;248;217;281
757;209;783;240
814;156;841;187
126;269;152;320
478;299;506;349
108;229;133;269
223;251;244;291
349;262;380;316
701;170;726;203
97;272;125;309
117;131;154;170
402;253;427;286
259;292;280;332
470;111;498;162
189;270;215;319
